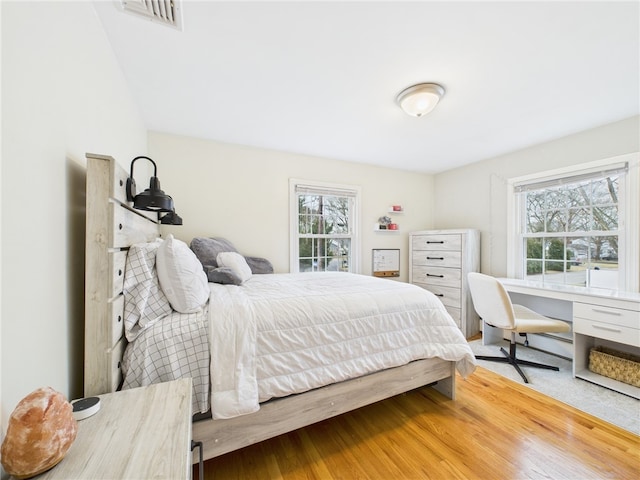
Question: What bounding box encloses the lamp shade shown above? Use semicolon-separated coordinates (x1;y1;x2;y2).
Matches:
160;210;183;225
126;156;178;215
133;177;174;212
396;83;445;117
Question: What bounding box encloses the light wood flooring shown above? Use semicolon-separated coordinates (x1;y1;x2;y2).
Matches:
195;366;640;479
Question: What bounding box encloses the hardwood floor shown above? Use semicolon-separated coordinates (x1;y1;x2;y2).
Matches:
195;367;640;479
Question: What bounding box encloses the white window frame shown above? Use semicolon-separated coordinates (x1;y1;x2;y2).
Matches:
289;178;361;273
506;153;640;292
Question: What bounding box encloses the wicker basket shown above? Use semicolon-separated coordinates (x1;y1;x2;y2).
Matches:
588;346;640;388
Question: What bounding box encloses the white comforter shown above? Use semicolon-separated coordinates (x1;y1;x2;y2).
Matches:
209;272;476;419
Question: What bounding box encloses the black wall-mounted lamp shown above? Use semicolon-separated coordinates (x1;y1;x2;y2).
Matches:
126;156;183;225
160;210;183;225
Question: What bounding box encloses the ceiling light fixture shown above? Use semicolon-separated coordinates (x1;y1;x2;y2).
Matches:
396;83;445;117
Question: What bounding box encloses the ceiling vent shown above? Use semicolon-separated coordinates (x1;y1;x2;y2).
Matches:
119;0;183;30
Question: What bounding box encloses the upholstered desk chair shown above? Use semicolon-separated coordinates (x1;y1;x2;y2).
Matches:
467;272;571;383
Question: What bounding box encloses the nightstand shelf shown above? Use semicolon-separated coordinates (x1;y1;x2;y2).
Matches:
38;379;193;479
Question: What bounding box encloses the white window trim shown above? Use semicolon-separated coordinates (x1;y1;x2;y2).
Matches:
506;152;640;292
289;178;361;274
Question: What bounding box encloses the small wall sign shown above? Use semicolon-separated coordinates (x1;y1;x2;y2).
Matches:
372;249;400;277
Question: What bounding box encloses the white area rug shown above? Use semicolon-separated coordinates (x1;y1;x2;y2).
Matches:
468;339;640;435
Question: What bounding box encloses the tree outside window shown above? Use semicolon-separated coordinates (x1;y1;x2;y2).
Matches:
290;180;360;273
522;174;620;288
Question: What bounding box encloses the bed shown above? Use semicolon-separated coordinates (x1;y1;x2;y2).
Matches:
84;153;476;462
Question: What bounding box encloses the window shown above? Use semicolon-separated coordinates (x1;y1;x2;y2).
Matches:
508;154;639;292
289;179;360;273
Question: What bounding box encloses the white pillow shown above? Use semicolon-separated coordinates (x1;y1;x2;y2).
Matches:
156;234;209;313
216;251;253;284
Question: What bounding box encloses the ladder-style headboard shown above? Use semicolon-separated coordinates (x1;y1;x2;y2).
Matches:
84;153;160;396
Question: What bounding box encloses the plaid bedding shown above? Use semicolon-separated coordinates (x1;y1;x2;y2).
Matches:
122;306;210;414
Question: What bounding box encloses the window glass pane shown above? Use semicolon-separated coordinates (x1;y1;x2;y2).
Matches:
526;260;542;277
526;238;543;260
316;216;329;235
568;182;590;207
327;238;350;272
546;186;571;209
592;206;618;231
591;176;619;204
544;237;565;261
545;210;566;232
567;207;590;232
592;235;618;261
544;262;566;284
589;234;619;289
299;258;313;272
314;238;327;270
298;214;311;234
298;238;314;270
601;235;618;261
568;237;589;265
525;238;543;280
525;191;545;233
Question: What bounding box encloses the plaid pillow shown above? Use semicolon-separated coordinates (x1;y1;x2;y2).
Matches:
123;239;172;341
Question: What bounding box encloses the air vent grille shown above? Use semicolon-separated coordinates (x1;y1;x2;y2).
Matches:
120;0;183;30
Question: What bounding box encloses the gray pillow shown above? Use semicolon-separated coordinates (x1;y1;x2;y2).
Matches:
190;237;274;274
245;256;274;274
190;237;238;268
204;266;243;285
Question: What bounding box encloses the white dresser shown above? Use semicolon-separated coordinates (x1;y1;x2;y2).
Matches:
409;229;480;338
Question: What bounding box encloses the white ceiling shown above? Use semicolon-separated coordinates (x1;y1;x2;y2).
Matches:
94;1;639;174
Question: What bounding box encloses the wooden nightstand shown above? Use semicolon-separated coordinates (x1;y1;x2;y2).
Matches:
38;378;192;479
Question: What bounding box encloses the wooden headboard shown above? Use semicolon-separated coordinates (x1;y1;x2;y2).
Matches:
84;153;161;396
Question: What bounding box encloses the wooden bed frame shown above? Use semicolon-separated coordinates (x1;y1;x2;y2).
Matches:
84;153;458;462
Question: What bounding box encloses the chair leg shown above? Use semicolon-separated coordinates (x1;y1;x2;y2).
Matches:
475;333;560;384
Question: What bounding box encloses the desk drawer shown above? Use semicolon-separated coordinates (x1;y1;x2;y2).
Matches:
574;302;640;330
411;234;461;252
412;251;461;268
412;266;461;288
573;317;640;347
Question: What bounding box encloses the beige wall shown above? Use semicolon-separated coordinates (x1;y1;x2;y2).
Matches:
1;1;147;432
433;116;640;276
149;132;435;279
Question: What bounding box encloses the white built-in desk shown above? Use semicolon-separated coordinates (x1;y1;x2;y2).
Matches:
494;279;640;399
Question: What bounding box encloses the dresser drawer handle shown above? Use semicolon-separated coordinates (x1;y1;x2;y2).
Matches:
590;308;622;316
592;324;622;333
427;256;444;260
435;293;444;297
426;241;444;244
426;274;444;278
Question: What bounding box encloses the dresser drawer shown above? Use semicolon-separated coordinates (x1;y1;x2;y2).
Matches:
573;317;640;347
412;266;461;288
411;234;461;252
574;302;640;330
422;284;462;309
412;250;461;268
